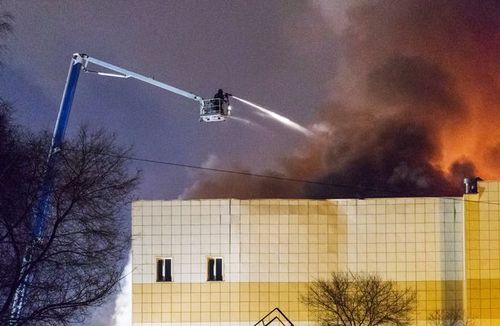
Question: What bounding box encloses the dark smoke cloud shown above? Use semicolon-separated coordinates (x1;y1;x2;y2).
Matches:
367;55;463;115
183;0;498;199
181;156;304;199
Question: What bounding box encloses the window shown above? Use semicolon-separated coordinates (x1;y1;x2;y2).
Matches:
207;257;223;281
156;258;172;282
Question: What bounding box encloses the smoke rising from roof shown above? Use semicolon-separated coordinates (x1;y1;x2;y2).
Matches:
183;0;499;199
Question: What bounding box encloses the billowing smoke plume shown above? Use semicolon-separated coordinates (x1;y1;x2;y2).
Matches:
183;0;499;199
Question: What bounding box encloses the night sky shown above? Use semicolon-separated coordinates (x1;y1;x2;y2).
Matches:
3;1;497;202
1;0;344;201
1;1;499;324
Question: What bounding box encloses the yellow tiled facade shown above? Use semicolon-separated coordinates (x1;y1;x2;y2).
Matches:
132;180;500;325
464;181;500;325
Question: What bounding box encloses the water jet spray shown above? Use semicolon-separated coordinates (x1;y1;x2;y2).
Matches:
231;96;312;137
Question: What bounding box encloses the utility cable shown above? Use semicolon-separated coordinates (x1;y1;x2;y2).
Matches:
76;150;500;207
7;142;497;206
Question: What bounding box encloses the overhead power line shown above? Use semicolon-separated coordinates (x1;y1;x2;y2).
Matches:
77;150;500;207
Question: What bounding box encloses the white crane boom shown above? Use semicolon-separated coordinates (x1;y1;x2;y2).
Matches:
82;54;204;103
77;53;231;122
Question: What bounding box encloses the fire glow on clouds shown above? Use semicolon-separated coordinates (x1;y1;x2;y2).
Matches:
183;0;500;200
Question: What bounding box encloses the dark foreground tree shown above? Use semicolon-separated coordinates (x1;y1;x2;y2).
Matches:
304;272;416;326
429;307;473;326
0;106;139;325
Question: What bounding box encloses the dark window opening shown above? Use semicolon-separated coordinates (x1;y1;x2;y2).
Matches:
156;258;172;282
207;257;223;281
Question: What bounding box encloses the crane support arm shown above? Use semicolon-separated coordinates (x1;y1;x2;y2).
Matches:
79;53;204;103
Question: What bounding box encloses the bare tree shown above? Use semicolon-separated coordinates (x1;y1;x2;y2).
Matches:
429;307;473;326
0;105;139;325
303;272;416;326
0;10;138;325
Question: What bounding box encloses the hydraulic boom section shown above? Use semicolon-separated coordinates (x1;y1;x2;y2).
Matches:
79;53;231;122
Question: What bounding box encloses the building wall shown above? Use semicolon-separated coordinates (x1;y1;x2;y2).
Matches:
132;181;500;326
464;181;500;325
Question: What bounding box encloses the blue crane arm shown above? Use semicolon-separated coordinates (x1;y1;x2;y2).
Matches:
9;54;83;324
32;54;83;239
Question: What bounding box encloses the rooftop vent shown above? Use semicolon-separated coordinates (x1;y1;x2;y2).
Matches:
464;177;482;194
